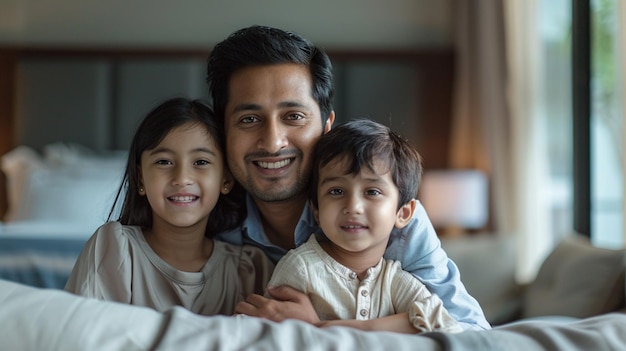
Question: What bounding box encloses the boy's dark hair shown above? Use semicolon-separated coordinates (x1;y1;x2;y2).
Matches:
310;118;423;210
206;25;334;126
109;97;244;237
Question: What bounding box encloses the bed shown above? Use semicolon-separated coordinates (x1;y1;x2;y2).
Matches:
1;278;625;351
0;143;126;289
2;146;625;351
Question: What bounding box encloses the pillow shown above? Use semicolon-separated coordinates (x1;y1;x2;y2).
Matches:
13;163;125;232
0;146;44;221
522;234;626;319
442;234;521;325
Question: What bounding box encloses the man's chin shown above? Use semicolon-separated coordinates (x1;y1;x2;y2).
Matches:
253;191;302;203
248;186;305;203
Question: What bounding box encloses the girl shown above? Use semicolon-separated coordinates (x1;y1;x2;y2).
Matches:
65;97;273;316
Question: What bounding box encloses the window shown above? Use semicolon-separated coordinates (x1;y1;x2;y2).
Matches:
591;0;624;248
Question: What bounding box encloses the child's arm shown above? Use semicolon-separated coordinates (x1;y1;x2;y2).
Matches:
317;312;417;334
390;263;464;333
65;222;132;302
315;260;463;334
386;204;490;330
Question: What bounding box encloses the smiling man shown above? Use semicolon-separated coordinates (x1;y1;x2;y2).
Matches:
208;25;490;331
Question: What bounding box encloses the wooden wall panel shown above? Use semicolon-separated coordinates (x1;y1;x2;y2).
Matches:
0;48;454;169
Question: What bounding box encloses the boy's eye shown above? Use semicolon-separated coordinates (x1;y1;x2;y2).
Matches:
195;160;210;166
329;188;343;195
365;189;382;196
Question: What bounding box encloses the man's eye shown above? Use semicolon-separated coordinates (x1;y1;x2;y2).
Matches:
285;113;305;120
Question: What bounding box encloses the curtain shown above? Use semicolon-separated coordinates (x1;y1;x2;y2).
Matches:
450;0;511;233
451;0;553;282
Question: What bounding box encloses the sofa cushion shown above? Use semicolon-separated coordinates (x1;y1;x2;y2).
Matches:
522;234;626;319
441;235;520;325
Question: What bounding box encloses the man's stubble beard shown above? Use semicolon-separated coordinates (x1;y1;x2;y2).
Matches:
244;172;310;203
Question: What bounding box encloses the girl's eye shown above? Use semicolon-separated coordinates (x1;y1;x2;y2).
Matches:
195;160;210;166
241;116;259;124
155;159;172;165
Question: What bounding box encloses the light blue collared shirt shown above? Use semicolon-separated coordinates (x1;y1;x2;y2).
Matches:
216;194;491;331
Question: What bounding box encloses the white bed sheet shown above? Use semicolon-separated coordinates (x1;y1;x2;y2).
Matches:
1;279;625;351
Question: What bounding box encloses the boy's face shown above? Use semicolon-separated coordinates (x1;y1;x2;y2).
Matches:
312;156;411;262
223;63;333;203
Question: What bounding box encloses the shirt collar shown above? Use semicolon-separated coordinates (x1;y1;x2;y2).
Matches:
241;194;320;248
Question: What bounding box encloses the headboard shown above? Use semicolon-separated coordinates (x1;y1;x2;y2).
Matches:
0;47;455;220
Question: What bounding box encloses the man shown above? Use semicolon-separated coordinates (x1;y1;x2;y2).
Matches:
208;25;489;331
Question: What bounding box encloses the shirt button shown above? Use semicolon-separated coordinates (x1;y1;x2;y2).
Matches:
360;309;369;317
349;272;357;279
360;290;369;297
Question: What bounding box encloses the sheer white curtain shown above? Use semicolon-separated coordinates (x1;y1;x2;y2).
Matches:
503;0;553;282
451;0;553;282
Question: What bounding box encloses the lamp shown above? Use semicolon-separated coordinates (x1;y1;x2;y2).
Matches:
419;169;489;236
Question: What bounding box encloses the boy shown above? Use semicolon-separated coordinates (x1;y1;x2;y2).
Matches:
266;118;462;333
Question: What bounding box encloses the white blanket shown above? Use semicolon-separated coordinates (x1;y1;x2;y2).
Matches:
1;279;624;351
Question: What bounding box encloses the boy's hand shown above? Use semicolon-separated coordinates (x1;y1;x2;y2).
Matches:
235;285;320;325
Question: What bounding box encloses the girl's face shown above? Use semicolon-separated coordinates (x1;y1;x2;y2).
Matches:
139;122;233;232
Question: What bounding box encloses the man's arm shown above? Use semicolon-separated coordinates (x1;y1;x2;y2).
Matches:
385;200;491;330
235;285;320;324
235;247;320;324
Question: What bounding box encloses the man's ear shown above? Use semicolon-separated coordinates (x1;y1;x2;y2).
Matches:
395;199;416;229
311;200;320;224
324;111;335;134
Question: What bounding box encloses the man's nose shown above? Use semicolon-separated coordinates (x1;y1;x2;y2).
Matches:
258;119;288;152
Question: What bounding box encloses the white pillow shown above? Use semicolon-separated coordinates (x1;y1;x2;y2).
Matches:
12;158;126;233
1;146;45;221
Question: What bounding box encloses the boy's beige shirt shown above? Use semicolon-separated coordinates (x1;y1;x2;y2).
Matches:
268;235;462;333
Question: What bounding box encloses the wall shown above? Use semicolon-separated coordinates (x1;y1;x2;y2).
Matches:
0;0;456;166
0;0;452;49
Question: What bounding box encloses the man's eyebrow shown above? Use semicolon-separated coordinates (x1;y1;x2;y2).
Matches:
232;101;310;113
232;103;261;113
278;101;309;109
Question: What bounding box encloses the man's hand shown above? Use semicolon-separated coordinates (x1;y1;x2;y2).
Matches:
235;285;320;325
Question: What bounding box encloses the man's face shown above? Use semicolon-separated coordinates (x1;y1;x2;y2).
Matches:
224;63;331;203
